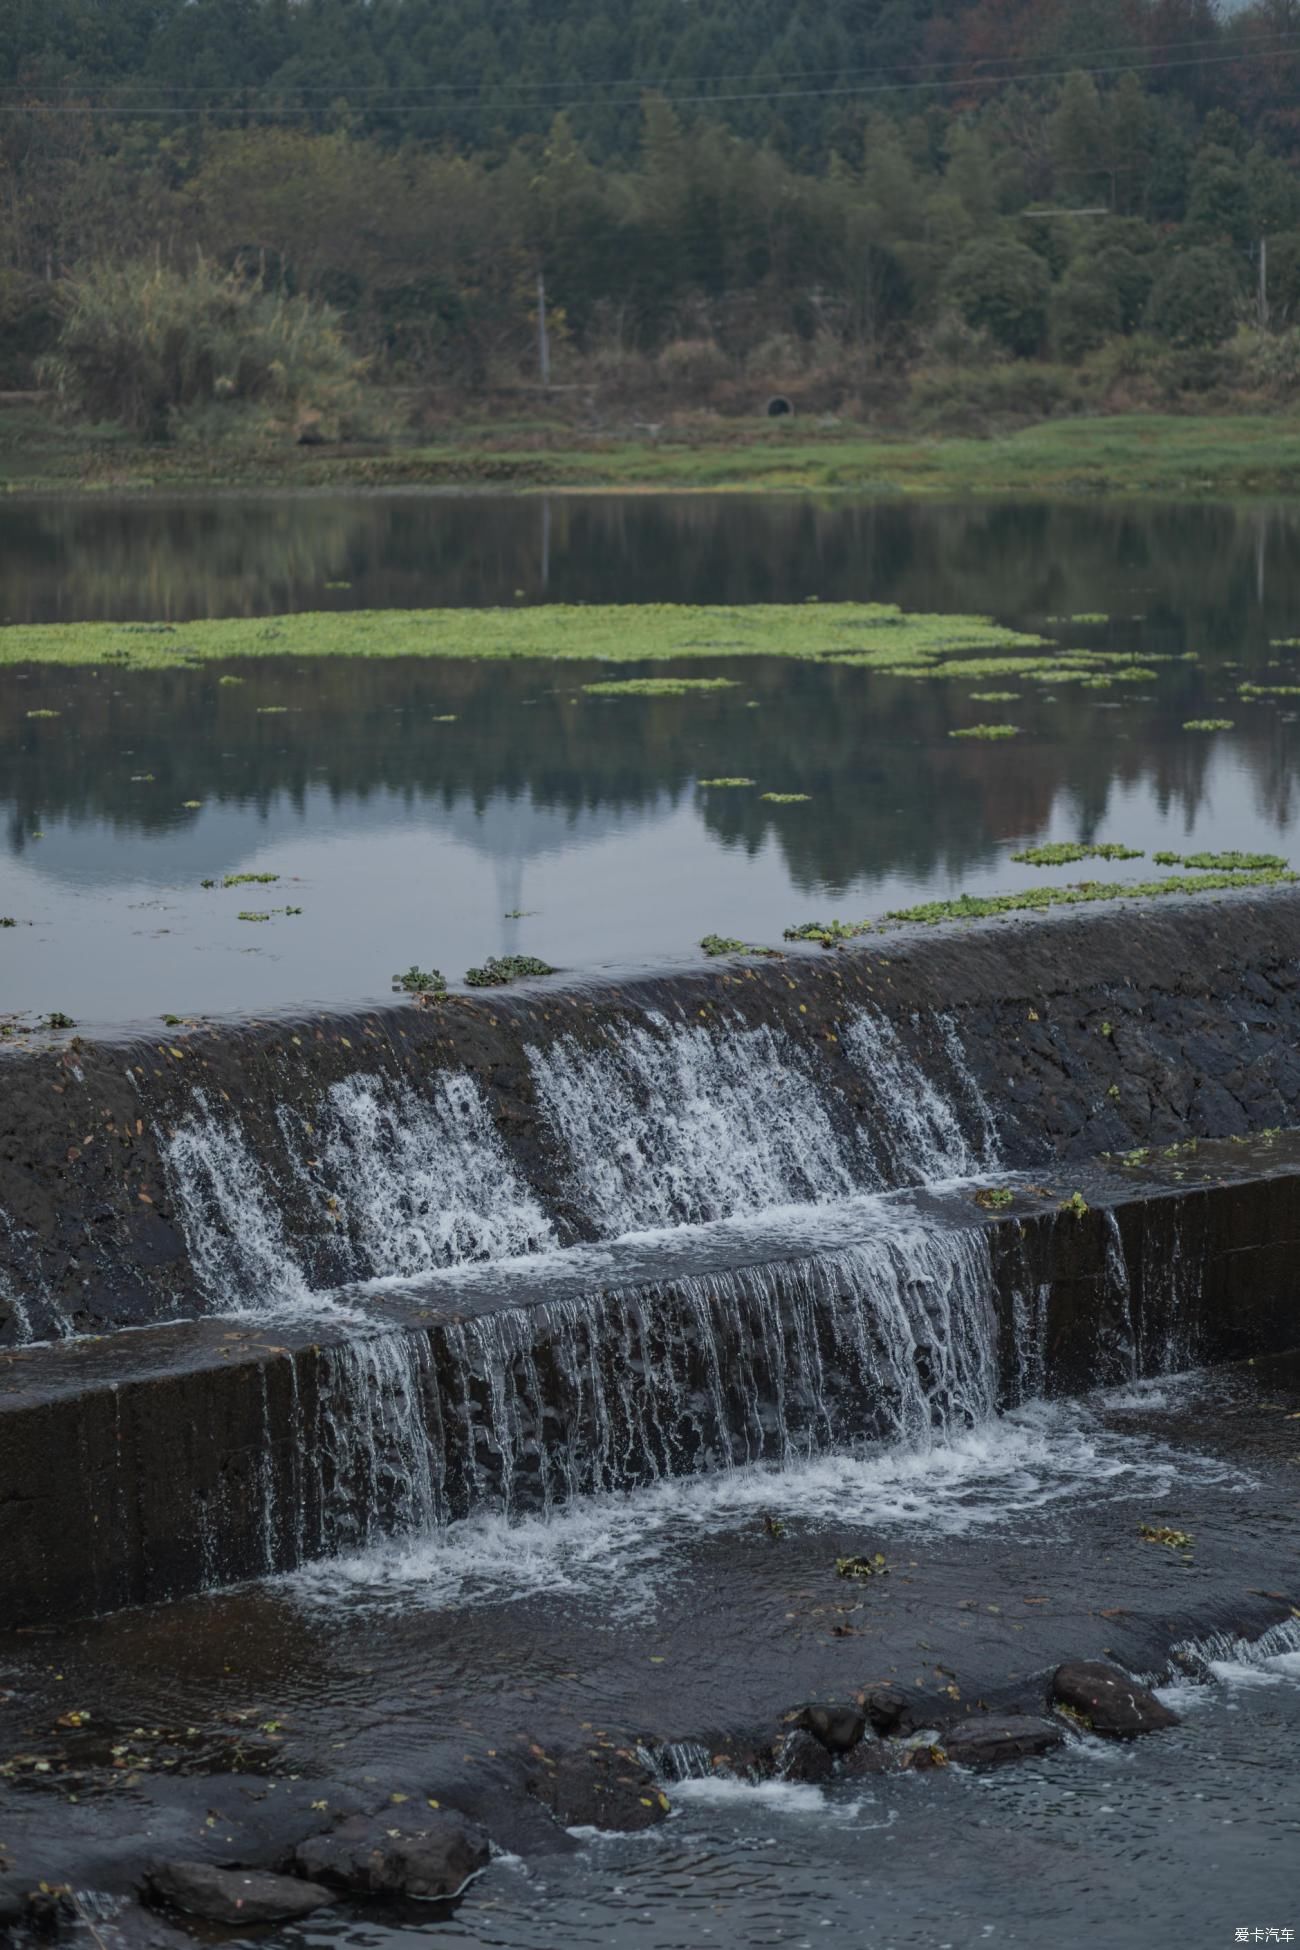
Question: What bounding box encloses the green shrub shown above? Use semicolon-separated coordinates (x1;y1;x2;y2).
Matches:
43;257;367;442
943;237;1052;357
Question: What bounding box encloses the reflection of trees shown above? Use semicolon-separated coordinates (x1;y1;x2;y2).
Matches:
4;495;1300;647
2;652;1283;894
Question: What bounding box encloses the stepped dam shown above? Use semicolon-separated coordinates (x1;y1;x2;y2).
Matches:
3;890;1300;1941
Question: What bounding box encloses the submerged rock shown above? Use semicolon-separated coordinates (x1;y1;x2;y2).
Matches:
291;1810;489;1899
774;1729;836;1783
939;1716;1065;1769
837;1736;894;1777
1051;1661;1180;1737
144;1860;335;1925
525;1748;670;1832
794;1704;866;1755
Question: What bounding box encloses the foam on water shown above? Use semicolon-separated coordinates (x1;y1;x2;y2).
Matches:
840;1011;995;1180
291;1397;1232;1617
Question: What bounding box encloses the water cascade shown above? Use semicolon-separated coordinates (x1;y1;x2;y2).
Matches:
6;928;1300;1619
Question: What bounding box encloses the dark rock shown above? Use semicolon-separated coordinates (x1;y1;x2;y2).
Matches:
861;1686;916;1736
1051;1661;1180;1738
794;1704;866;1755
525;1748;669;1833
144;1860;334;1925
939;1716;1065;1769
291;1810;489;1899
837;1737;894;1777
774;1730;835;1783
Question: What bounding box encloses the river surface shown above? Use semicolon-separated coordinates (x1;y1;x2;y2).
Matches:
3;493;1300;1024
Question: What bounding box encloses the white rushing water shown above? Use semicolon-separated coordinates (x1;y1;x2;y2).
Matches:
157;1003;1001;1314
293;1393;1235;1617
529;1015;864;1232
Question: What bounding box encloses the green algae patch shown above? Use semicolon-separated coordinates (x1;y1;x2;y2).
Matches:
0;602;1051;672
761;791;812;803
949;723;1020;741
1183;718;1234;731
698;777;755;788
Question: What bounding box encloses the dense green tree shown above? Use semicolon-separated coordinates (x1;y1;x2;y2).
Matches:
943;235;1051;356
1145;246;1242;347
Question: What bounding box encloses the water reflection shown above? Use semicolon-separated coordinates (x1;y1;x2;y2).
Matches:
2;493;1299;644
1;646;1296;1023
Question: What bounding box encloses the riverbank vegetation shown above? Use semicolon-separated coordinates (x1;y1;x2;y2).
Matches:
5;1;1300;485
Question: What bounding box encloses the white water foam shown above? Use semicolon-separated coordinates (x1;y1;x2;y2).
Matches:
291;1397;1231;1618
161;1092;314;1313
840;1011;990;1180
530;1015;863;1232
286;1070;556;1277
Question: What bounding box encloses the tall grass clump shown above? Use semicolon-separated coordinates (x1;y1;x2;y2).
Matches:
43;257;367;444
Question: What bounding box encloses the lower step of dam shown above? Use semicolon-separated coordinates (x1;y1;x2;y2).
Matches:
2;896;1300;1948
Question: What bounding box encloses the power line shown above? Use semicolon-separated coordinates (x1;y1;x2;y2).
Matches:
3;37;1300;120
0;23;1280;99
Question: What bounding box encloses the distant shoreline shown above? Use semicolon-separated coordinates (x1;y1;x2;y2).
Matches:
5;407;1300;500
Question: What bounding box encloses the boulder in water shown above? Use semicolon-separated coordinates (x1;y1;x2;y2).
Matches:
939;1716;1065;1769
774;1729;836;1783
1051;1661;1180;1737
291;1809;489;1898
861;1685;920;1736
793;1703;867;1754
525;1747;670;1831
144;1860;335;1925
837;1736;894;1777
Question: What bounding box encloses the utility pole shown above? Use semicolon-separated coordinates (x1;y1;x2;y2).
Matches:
537;271;551;388
1259;236;1269;332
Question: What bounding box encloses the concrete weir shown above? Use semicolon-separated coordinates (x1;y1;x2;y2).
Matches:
2;1135;1299;1625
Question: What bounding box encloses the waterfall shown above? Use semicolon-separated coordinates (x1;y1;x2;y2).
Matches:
280;1071;555;1278
839;1010;994;1180
163;1092;311;1311
296;1219;1001;1534
529;1015;864;1233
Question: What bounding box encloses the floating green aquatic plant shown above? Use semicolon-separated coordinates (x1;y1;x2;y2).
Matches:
1059;1191;1090;1218
949;724;1020;740
1011;842;1144;866
969;691;1021;703
1046;613;1109;624
222;872;279;888
0;603;1052;671
698;777;755;788
392;965;447;996
25;708;59;719
583;676;739;698
886;869;1295;927
464;954;556;986
238;911;271;922
836;1553;889;1581
1182;718;1233;731
46;1011;76;1029
761;791;812;803
217;674;244;686
700;934;781;958
974;1187;1015;1210
1155;850;1287;871
0;917;15;928
783;919;869;947
256;705;289;715
431;713;458;722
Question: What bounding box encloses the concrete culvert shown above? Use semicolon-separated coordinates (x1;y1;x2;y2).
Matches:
766;394;793;417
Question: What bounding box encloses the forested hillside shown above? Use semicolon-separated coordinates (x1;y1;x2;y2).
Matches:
4;0;1300;432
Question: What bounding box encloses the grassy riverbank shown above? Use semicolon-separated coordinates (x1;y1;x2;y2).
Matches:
4;407;1300;500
